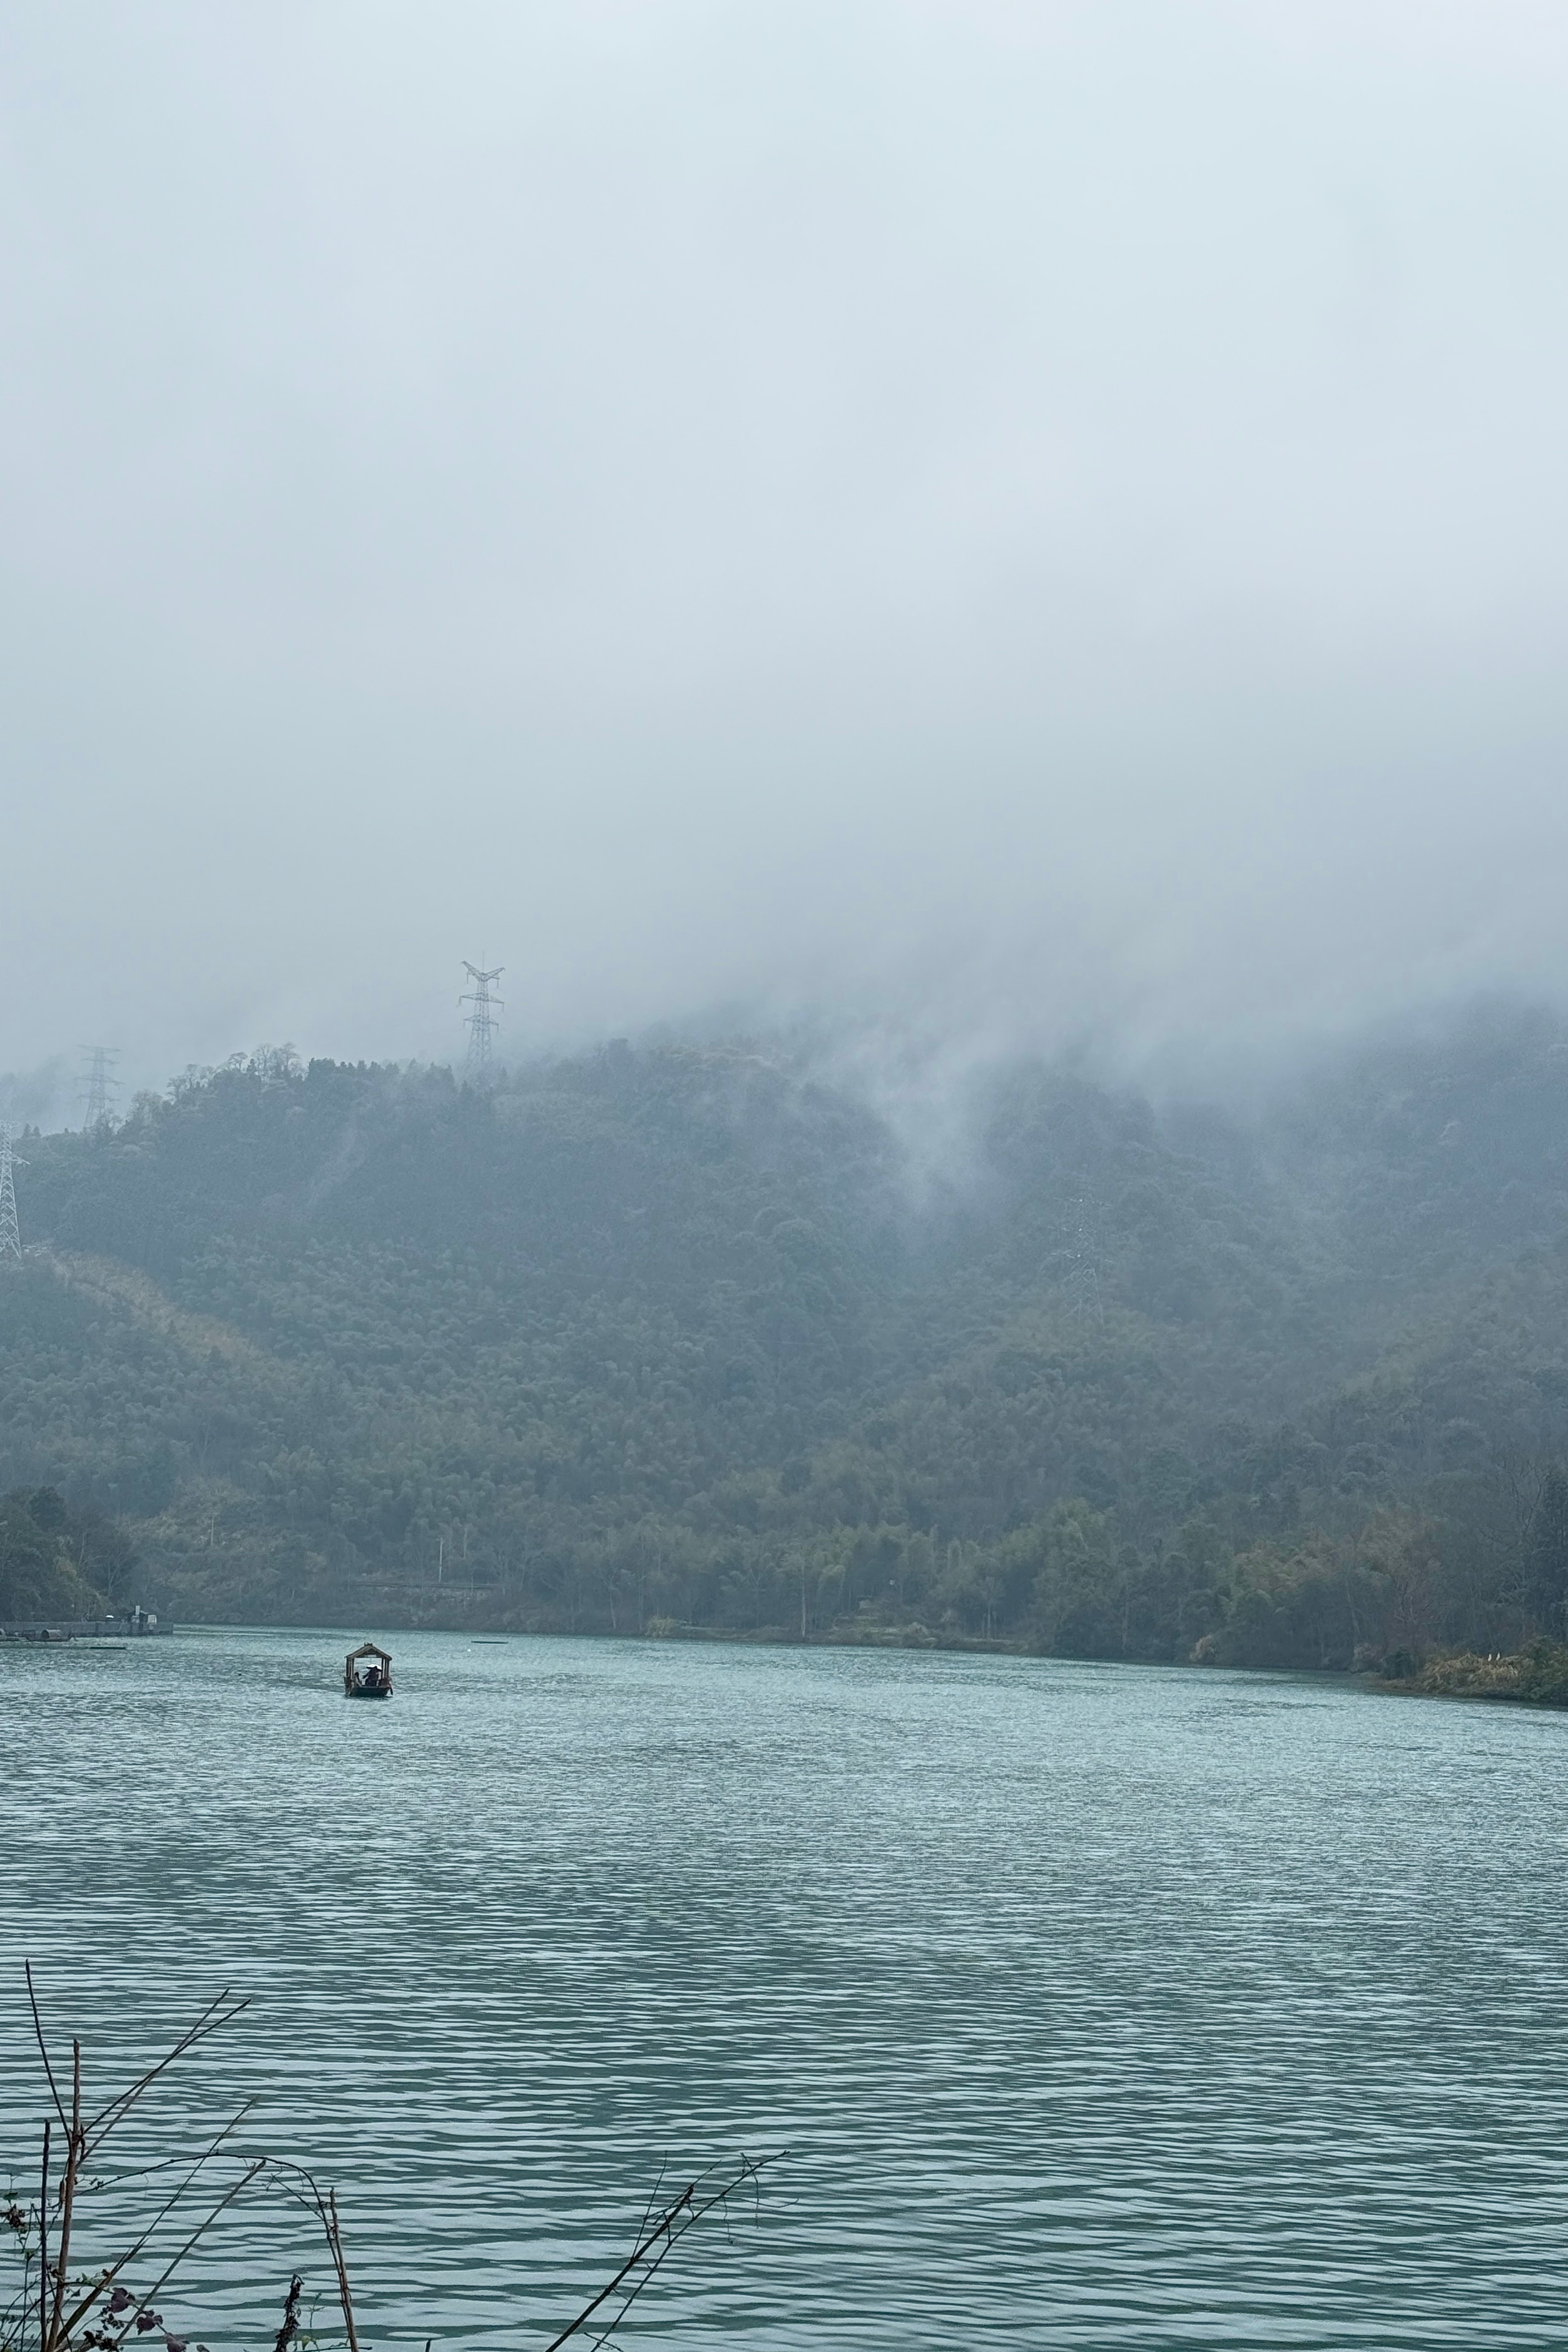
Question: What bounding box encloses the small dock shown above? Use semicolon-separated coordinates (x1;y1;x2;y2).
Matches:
0;1618;173;1642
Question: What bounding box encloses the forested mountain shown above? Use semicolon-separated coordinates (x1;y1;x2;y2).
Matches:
7;1004;1568;1670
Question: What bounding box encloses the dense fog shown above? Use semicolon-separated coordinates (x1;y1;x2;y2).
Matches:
4;4;1568;1117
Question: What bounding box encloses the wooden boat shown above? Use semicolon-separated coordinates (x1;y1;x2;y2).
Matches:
345;1640;394;1699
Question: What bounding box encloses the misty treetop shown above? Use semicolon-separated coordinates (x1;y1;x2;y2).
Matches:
6;1006;1568;1669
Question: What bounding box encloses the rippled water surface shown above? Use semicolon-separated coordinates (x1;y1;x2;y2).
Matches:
3;1630;1567;2348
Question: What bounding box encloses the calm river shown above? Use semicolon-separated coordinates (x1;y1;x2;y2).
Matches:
2;1631;1565;2348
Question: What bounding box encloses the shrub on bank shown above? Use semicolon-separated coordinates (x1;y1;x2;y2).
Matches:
1418;1651;1525;1699
1416;1639;1568;1705
1515;1637;1568;1705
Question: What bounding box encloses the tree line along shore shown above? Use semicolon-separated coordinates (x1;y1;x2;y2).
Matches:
6;1006;1568;1693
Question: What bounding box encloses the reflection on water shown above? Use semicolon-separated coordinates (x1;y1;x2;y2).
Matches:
3;1630;1566;2348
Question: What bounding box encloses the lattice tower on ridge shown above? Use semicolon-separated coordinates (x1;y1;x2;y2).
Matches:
80;1044;121;1130
460;960;505;1086
0;1125;25;1263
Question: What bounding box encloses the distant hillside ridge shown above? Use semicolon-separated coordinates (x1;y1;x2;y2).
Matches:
7;1005;1568;1669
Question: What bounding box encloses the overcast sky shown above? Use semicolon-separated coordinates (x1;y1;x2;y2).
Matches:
3;2;1568;1116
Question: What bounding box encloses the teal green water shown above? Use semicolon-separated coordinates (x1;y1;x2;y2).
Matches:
2;1631;1566;2348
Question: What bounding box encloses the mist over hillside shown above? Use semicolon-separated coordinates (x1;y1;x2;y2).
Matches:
5;998;1568;1667
7;9;1568;1098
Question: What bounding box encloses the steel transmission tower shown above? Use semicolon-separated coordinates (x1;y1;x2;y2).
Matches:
79;1044;121;1130
1062;1193;1105;1327
460;960;505;1086
0;1126;25;1264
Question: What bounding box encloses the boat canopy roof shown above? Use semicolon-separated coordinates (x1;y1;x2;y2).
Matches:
346;1640;392;1665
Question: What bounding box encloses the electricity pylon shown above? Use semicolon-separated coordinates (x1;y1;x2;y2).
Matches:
1062;1193;1105;1327
0;1125;25;1263
79;1044;121;1130
460;960;504;1087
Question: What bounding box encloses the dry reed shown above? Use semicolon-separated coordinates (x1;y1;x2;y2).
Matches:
3;1970;778;2352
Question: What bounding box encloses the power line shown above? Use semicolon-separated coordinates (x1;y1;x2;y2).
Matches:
459;959;504;1087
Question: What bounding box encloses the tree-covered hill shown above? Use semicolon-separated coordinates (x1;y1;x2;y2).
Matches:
7;1005;1568;1669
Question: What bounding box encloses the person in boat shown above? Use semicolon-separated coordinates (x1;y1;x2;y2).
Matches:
362;1663;382;1693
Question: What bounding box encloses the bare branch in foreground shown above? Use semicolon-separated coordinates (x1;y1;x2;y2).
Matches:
8;1970;784;2352
542;2150;784;2352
